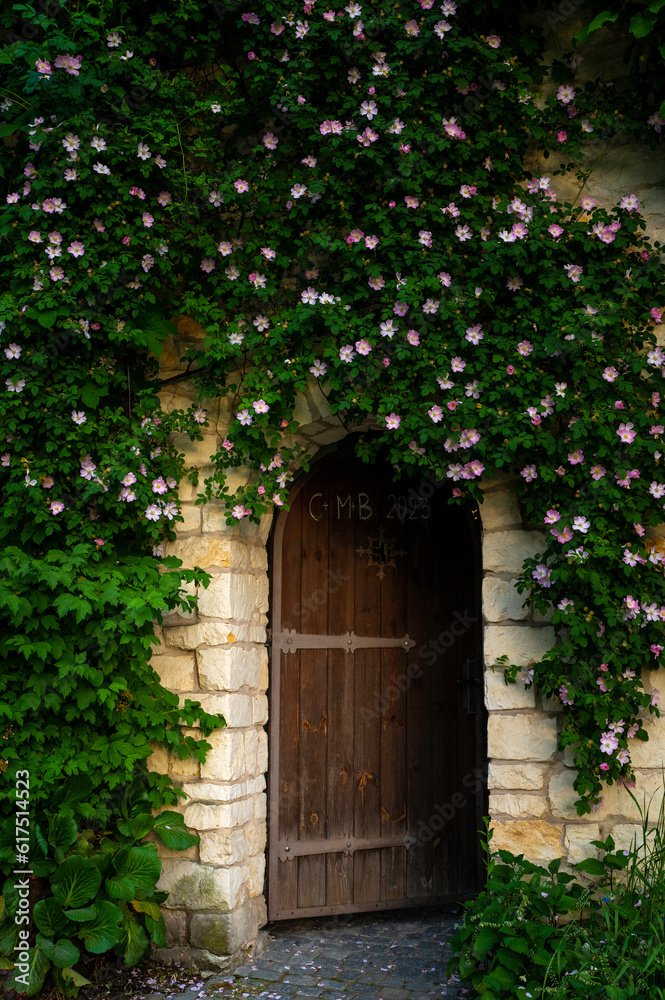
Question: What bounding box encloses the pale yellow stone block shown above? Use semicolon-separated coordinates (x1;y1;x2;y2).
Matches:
484;625;555;668
482;577;529;622
482;530;547;574
489;793;548;819
198;647;262;692
170;433;219;469
184;692;252;727
200;729;247;782
169;754;200;778
147;746;169;774
184;798;255;831
157;859;250;912
490;820;562;863
479;491;522;531
488;713;558;762
163;622;267;649
484;670;536;710
175;505;202;534
488;762;545;790
152;653;196;691
199;830;249;866
564;824;600;867
163;537;234;570
197;573;259;621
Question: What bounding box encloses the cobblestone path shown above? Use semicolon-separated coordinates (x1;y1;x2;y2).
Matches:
203;907;461;1000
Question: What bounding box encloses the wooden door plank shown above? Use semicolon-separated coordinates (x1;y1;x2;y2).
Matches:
405;479;434;900
296;468;330;909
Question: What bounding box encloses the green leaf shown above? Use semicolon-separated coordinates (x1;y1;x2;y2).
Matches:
130;898;162;921
472;927;499;959
80;381;106;409
145;913;167;947
575;9;618;43
630;10;657;36
112;846;161;891
47;815;77;851
77;901;123;954
51;856;101;909
153;812;199;850
7;947;50;996
52;966;91;996
33;898;69;938
63;906;97;922
119;912;149;967
56;776;93;813
104;875;136;900
575;857;606;877
128;813;156;841
35;934;80;969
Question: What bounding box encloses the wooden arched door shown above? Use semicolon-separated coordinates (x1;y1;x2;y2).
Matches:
268;448;485;919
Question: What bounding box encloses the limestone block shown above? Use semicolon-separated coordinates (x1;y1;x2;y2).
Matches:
606;824;644;855
189;897;266;955
163;909;188;947
157;859;250;912
252;694;269;725
164;622;267;648
488;714;558;762
151;945;236;972
170;432;219;469
152;653;197;691
198;646;262;692
169;754;200;779
147;746;169;774
489;793;547;819
484;670;536;711
548;769;657;822
175;506;202;534
163;537;235;571
256;576;269;615
258;730;268;773
146;831;198;862
187;692;252;727
245;820;267;857
484;625;555;668
629;716;665;768
247;774;266;795
483;530;547;575
490;820;562;863
182;780;250;802
199;829;249;867
244;728;260;775
482;577;529;623
259;648;269;692
250;546;269;572
479;491;522;531
249;854;266;897
488;763;545;790
200;730;247;781
564;824;600;868
197;574;259;621
254;793;267;820
184;797;255;831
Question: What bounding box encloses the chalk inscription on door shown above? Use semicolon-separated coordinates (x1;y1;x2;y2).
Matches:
269;450;485;919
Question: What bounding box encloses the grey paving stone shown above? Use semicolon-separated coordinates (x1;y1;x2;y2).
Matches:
283;974;319;986
246;968;286;982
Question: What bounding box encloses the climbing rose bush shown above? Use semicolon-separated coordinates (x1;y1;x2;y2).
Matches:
0;0;663;813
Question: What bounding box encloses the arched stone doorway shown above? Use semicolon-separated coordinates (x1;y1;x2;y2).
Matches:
268;446;486;919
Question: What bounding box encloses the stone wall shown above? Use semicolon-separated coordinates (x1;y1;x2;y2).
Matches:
479;479;665;868
146;45;665;955
148;319;348;969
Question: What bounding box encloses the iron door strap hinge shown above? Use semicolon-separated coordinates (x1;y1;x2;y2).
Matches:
276;629;416;655
457;657;479;716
